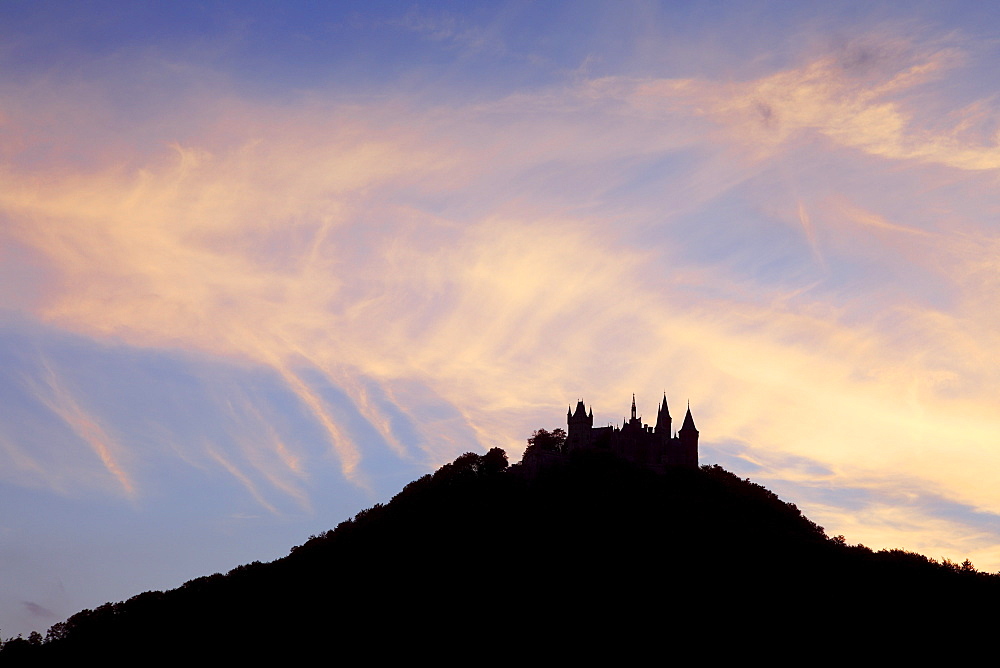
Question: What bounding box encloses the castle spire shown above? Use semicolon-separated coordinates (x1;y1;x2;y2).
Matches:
681;401;697;432
659;392;671;418
655;392;672;434
631;393;637;420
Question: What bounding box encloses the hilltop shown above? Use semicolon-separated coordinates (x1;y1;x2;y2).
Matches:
4;447;997;661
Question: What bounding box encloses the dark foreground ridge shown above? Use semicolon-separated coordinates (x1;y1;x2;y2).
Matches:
5;448;998;661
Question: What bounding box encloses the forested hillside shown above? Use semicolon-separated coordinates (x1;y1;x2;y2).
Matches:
4;447;996;661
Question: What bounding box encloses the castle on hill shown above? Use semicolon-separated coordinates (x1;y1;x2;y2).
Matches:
524;394;699;473
567;394;699;471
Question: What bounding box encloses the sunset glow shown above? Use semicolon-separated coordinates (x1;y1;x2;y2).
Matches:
3;1;1000;637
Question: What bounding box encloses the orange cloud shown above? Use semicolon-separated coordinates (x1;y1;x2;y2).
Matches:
627;39;1000;170
28;363;136;499
207;443;278;516
3;34;1000;566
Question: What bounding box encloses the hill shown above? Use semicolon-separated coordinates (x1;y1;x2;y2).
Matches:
4;448;997;661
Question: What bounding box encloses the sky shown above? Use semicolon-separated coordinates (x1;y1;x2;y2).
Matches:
3;0;1000;637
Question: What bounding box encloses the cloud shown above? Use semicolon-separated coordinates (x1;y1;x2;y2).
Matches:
25;362;136;498
21;601;54;620
625;36;1000;170
3;30;1000;567
207;444;279;516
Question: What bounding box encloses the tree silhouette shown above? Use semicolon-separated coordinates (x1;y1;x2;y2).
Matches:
525;428;566;456
5;445;1000;662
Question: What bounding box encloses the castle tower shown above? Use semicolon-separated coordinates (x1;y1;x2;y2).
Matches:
651;393;673;468
654;393;672;436
677;402;699;468
566;400;593;452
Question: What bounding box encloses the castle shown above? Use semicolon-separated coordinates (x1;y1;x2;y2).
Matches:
566;394;699;471
524;394;699;473
521;393;698;476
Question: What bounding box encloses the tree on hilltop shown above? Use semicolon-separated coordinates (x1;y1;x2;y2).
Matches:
525;428;565;456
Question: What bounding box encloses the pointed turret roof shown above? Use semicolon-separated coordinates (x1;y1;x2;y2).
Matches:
680;401;698;432
655;392;671;431
572;400;588;418
658;392;671;417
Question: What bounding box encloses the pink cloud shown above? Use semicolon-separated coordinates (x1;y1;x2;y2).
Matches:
3;32;1000;566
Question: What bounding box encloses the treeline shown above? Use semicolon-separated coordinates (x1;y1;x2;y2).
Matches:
4;446;998;661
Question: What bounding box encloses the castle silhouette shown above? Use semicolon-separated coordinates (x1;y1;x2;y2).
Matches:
566;394;699;471
524;394;699;473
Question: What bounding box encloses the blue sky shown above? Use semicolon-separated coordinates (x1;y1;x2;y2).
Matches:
3;1;1000;637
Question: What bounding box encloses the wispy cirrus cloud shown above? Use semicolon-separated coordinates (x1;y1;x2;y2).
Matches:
24;362;136;499
3;30;1000;569
625;37;1000;170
